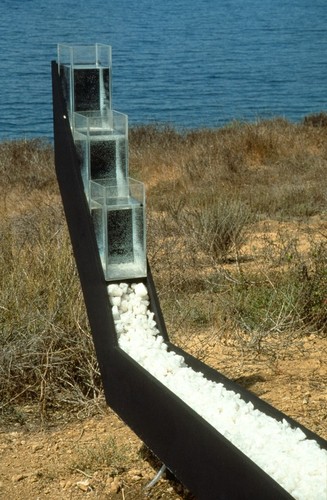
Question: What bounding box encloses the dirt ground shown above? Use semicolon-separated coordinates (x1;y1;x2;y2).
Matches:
0;332;326;500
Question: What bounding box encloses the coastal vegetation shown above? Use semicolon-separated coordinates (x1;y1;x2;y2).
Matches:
0;115;326;421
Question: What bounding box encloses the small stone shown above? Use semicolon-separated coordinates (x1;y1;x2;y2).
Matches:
134;282;148;298
106;477;113;487
109;476;121;494
32;444;43;453
111;296;121;307
76;479;90;492
11;474;28;482
129;468;142;476
108;284;123;297
120;299;129;313
112;305;120;320
131;474;142;481
115;322;124;335
119;283;129;294
65;479;73;489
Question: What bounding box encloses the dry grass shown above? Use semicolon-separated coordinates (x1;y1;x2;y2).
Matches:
0;114;326;420
130;118;327;218
0;140;99;421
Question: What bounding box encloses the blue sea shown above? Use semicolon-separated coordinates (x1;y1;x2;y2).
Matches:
0;0;326;141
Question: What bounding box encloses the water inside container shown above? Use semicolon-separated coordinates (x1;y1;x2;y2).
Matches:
105;202;146;279
89;132;127;181
60;64;110;116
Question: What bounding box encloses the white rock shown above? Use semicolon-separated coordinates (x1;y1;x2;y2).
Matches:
119;283;129;294
111;296;121;307
112;305;120;321
108;284;123;297
114;322;124;335
134;282;148;298
120;299;129;313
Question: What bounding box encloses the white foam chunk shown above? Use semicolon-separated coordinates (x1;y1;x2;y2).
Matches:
108;282;327;500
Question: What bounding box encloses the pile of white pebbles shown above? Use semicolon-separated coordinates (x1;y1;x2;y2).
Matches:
108;282;327;500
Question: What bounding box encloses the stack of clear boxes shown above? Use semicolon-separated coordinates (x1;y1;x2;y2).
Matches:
58;44;146;281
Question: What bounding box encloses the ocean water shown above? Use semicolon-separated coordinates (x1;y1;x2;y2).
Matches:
0;0;326;140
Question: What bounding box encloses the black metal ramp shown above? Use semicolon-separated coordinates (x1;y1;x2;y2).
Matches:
52;61;327;500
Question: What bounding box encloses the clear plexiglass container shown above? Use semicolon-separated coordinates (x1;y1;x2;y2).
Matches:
74;109;128;197
57;44;112;122
90;178;146;281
